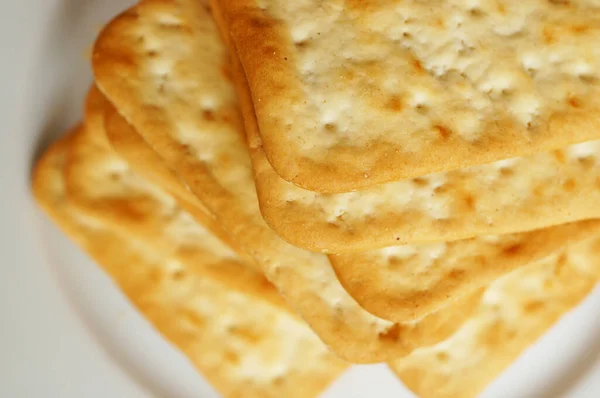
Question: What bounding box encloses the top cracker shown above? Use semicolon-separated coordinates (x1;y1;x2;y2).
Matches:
220;0;600;192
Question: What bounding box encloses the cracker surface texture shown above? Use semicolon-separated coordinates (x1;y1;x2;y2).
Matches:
215;0;600;324
330;220;600;322
219;0;600;192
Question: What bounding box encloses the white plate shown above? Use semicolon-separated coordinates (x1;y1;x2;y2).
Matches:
2;1;600;397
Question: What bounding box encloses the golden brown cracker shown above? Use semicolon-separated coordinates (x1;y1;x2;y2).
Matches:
330;221;600;322
247;132;600;253
213;0;600;323
212;1;600;256
217;0;600;192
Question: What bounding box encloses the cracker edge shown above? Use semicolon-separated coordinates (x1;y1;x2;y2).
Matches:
218;0;600;192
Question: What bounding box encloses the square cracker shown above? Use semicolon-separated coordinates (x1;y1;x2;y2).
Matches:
93;0;499;362
329;221;600;322
243;128;600;252
212;0;600;322
217;0;600;192
32;132;347;398
213;0;600;253
390;236;600;398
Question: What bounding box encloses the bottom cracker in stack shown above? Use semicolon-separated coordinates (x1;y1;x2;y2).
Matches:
32;131;347;398
212;1;600;329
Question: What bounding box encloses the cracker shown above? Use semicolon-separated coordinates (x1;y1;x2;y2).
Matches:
214;0;600;253
32;132;347;398
93;0;491;362
213;0;600;323
247;130;600;252
330;220;600;322
227;37;600;323
390;237;600;398
216;0;600;192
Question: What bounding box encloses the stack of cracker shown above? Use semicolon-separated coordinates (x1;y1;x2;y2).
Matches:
32;0;600;397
